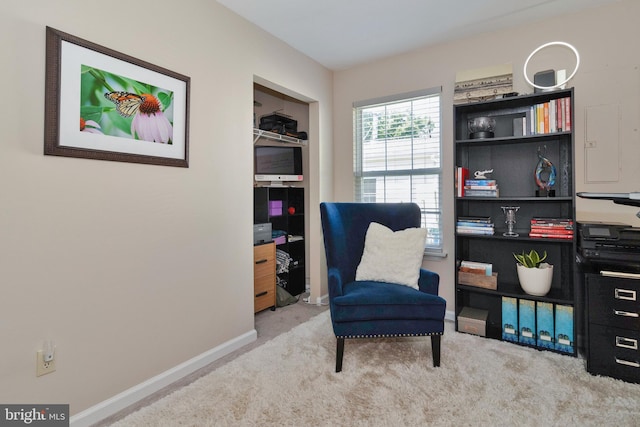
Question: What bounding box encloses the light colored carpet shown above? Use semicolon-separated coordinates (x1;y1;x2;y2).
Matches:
110;311;640;426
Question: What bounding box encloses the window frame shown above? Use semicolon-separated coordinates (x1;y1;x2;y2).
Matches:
353;87;443;254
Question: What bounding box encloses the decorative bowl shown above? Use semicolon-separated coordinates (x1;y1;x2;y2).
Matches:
468;116;496;139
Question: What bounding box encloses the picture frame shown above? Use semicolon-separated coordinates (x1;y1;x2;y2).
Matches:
44;27;190;167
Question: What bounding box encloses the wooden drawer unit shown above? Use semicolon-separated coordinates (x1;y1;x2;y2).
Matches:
254;242;276;313
586;270;640;383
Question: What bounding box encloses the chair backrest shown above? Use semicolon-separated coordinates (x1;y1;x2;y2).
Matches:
320;202;422;288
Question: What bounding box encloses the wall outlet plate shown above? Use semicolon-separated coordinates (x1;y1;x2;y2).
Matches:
36;350;56;377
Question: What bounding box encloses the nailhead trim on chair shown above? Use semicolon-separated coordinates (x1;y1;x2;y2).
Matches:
337;331;443;339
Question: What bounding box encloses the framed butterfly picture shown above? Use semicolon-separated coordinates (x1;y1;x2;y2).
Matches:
44;27;190;167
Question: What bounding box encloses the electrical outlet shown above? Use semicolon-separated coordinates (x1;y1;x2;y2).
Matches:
36;350;56;377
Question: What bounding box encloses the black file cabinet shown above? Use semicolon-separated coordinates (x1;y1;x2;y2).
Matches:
584;268;640;383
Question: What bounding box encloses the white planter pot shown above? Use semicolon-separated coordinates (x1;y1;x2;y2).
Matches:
516;263;553;296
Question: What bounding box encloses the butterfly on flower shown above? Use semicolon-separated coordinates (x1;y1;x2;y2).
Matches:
104;91;146;118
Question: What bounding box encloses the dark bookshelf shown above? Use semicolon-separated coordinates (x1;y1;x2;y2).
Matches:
454;89;578;356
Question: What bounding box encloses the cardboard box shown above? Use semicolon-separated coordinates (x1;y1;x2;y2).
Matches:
518;299;536;346
458;271;498;290
501;297;518;343
458;307;488;337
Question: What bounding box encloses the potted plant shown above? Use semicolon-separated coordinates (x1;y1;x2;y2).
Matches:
513;250;553;296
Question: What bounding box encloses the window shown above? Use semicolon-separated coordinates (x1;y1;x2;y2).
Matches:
354;88;442;252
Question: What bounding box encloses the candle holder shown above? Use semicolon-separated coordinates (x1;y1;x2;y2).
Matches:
501;206;520;237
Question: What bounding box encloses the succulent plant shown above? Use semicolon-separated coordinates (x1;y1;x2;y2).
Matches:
513;249;547;268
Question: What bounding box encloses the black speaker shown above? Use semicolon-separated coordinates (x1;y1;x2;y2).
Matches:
534;69;555;93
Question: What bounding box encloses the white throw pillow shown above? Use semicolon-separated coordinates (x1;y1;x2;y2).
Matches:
355;222;427;289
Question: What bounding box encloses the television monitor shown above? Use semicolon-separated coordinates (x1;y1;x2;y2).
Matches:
254;146;303;184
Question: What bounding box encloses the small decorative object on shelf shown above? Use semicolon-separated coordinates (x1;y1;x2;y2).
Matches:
501;206;520;237
513;249;553;296
535;145;556;197
468;116;496;139
474;169;493;179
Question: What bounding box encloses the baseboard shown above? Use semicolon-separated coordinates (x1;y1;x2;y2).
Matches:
70;329;258;427
315;293;329;306
445;309;455;322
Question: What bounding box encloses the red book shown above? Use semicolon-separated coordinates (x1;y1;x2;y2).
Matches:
530;227;574;235
531;218;574;225
529;233;574;240
456;167;469;197
564;97;571;132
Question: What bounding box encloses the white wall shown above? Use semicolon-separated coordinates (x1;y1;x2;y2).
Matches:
333;0;640;311
4;0;638;420
0;0;332;417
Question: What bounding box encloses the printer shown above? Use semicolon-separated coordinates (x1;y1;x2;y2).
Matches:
578;222;640;269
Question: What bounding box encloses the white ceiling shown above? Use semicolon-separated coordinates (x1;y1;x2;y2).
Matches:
217;0;621;70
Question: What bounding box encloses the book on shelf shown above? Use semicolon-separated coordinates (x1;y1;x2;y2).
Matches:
456;221;494;228
529;223;574;230
464;184;498;190
455;167;469;197
529;233;574;240
530;219;573;225
537;103;544;134
458;216;492;223
563;97;571;132
531;217;573;224
543;102;549;134
456;227;495;236
525;97;571;136
529;217;575;238
459;260;492;276
529;227;574;235
464;188;499;197
464;179;496;186
458;266;487;275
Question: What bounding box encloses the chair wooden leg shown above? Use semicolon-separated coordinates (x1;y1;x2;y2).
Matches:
336;337;345;372
431;335;441;367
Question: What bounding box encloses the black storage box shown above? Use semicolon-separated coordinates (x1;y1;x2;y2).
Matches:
259;113;297;135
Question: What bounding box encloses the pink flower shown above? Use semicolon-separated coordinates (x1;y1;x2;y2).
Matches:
131;93;173;143
80;117;103;134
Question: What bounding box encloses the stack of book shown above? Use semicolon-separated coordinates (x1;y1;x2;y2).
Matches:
513;96;572;136
529;217;574;240
464;178;499;198
456;216;494;235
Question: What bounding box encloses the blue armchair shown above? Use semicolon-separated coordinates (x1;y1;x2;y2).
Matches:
320;202;446;372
